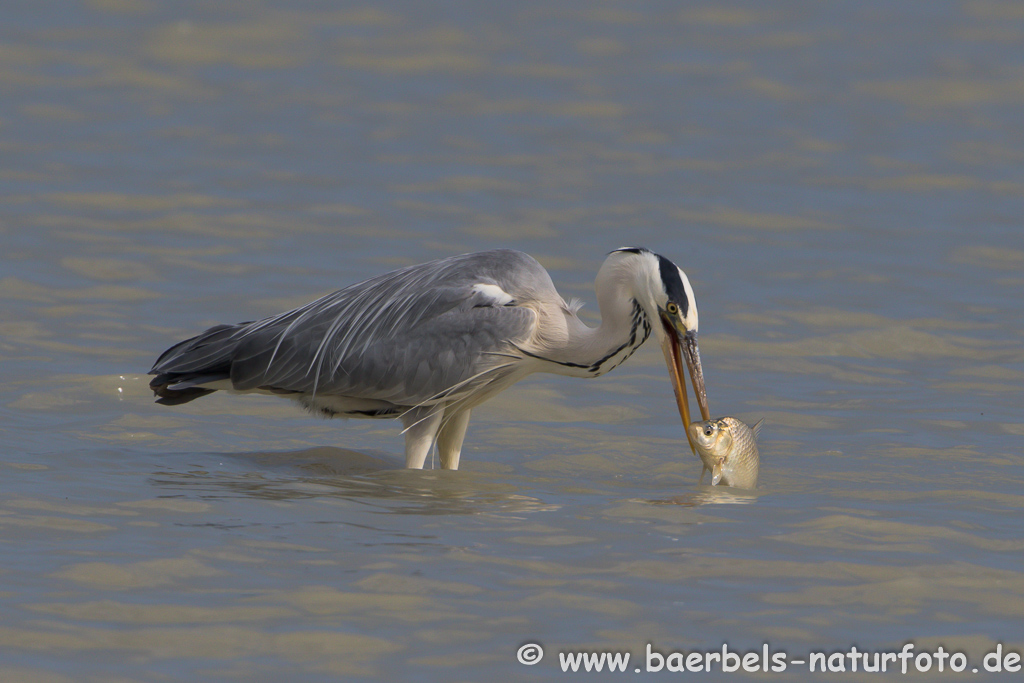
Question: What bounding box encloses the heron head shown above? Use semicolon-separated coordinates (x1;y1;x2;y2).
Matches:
609;247;711;449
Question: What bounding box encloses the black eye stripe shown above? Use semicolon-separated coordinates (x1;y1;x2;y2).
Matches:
613;250;690;318
656;255;689;318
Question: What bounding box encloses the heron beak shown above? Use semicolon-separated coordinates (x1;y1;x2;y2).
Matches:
682;329;710;422
660;319;711;452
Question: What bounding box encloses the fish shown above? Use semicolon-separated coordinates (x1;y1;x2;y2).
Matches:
687;417;763;490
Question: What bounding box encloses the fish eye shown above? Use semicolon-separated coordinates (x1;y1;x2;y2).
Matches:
703;425;713;436
666;302;679;315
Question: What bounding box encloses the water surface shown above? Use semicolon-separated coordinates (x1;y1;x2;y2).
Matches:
2;1;1024;680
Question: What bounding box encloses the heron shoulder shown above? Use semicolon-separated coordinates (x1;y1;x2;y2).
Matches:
457;249;558;304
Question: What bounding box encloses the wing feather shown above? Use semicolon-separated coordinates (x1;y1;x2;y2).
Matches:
152;250;549;408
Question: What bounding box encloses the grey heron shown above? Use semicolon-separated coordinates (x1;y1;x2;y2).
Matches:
149;248;711;469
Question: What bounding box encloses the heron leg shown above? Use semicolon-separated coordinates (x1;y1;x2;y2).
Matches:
436;409;471;470
401;407;444;469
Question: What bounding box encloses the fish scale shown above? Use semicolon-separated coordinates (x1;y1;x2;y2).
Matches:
687;417;763;490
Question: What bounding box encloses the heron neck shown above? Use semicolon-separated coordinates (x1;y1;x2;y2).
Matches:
540;267;652;376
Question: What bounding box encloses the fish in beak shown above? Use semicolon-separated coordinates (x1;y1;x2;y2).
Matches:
687;417;762;489
659;317;710;452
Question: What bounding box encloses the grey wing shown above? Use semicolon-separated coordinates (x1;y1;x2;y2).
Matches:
151;250;546;407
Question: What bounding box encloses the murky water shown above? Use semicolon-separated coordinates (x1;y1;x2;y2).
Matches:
3;1;1024;680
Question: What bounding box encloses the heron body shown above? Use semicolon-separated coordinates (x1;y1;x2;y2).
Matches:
150;248;710;469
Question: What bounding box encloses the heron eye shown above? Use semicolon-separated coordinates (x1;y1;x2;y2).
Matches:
666;302;679;315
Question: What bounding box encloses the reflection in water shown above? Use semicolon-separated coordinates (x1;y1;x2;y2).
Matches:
651;487;762;507
148;447;561;516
